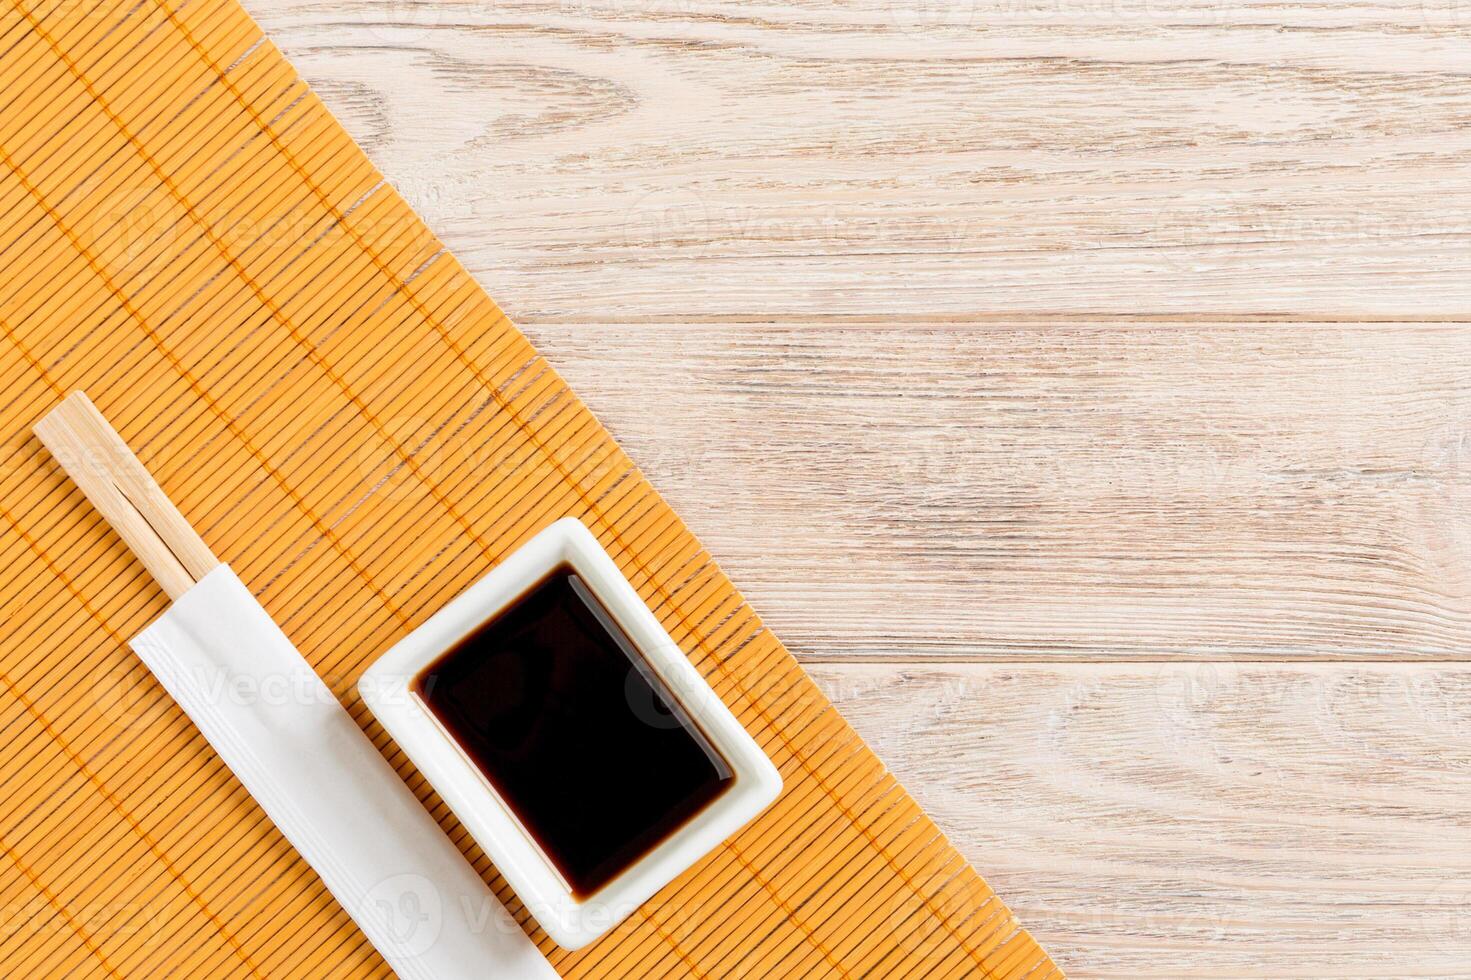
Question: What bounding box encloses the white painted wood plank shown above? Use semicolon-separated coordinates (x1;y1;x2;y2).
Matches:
514;320;1471;662
813;661;1471;978
244;0;1471;318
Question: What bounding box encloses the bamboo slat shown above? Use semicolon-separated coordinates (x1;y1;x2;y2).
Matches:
0;0;1061;976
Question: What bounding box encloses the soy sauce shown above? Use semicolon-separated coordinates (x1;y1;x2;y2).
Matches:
413;564;734;898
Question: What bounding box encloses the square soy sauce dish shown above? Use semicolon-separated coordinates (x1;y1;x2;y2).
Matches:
360;517;782;949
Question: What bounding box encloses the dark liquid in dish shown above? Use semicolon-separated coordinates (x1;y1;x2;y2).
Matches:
413;564;734;898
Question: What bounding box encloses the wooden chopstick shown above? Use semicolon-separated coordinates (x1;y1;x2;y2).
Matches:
34;391;219;600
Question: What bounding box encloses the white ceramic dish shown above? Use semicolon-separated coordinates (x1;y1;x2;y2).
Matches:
359;517;782;950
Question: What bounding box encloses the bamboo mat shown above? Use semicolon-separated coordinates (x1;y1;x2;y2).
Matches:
0;0;1062;975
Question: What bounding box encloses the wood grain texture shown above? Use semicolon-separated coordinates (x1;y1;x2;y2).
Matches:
814;662;1471;978
193;0;1471;974
516;320;1471;662
34;392;219;600
0;2;1056;975
241;0;1471;319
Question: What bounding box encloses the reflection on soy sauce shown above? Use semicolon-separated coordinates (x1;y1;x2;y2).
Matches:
414;565;733;898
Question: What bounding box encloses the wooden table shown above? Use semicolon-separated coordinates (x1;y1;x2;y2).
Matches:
243;0;1471;974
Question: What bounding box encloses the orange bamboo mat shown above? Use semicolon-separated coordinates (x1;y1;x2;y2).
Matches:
0;0;1063;975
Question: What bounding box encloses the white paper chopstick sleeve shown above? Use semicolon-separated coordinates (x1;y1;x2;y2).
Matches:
129;565;558;980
